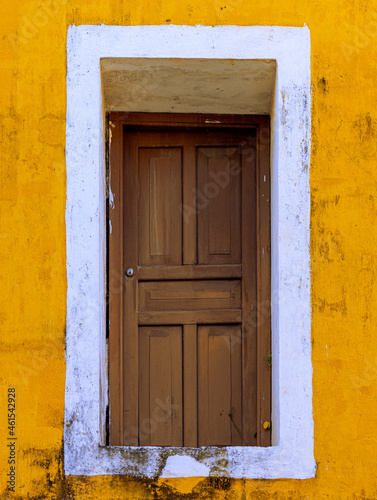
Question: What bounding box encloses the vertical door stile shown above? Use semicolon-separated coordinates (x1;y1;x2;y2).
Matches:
123;132;139;445
170;327;184;446
183;324;198;447
109;117;124;445
183;145;198;446
241;131;258;446
257;123;271;446
230;325;243;445
183;146;197;265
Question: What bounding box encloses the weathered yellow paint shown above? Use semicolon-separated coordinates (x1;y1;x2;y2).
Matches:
1;0;377;498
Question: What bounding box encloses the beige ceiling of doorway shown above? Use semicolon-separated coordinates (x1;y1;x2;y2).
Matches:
101;57;276;114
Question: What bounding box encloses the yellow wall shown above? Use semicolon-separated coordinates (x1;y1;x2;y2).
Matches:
1;0;377;498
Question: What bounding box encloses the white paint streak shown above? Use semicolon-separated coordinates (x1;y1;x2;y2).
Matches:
109;186;114;209
65;24;314;479
161;456;210;478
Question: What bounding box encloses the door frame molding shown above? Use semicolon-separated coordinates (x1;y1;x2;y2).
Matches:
64;24;314;479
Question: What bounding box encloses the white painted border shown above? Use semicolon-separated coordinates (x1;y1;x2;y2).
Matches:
65;24;314;479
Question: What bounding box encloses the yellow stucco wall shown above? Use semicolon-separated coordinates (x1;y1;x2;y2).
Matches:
1;0;377;498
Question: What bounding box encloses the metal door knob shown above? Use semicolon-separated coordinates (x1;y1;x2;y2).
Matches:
126;268;134;277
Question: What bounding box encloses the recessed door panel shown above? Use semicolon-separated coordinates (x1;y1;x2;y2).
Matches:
138;326;183;446
197;147;242;265
139;280;241;311
198;325;243;446
138;148;182;265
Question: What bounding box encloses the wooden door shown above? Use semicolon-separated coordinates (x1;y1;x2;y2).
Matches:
109;113;270;448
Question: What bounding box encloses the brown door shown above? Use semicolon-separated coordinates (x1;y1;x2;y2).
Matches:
109;114;270;448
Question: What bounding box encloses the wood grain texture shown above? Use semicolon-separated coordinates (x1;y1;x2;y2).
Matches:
183;146;197;265
197;147;241;265
257;124;271;446
122;132;139;446
138;309;242;325
138;147;182;265
139;326;183;446
139;280;241;311
241;131;258;446
138;264;241;280
110;111;270;131
183;324;198;446
108;116;124;445
198;325;242;446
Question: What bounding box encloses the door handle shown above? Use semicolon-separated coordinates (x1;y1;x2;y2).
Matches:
125;268;134;277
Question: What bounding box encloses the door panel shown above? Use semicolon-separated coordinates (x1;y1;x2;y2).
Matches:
139;326;183;446
198;325;243;446
139;280;241;311
138;148;182;265
197;147;241;265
